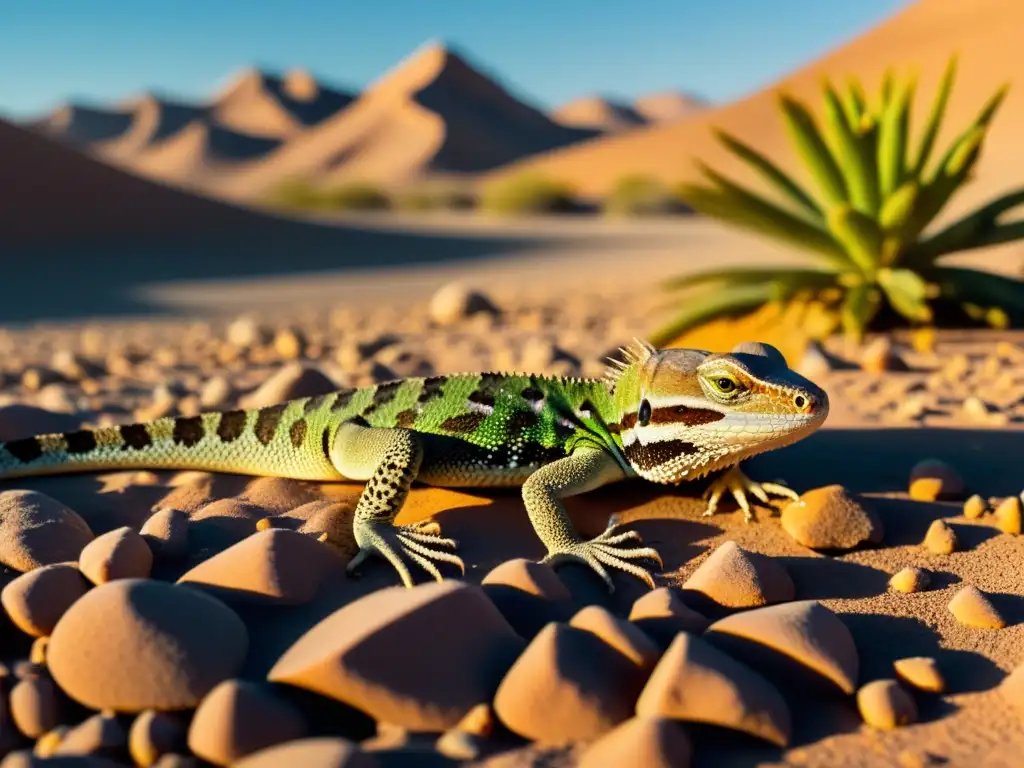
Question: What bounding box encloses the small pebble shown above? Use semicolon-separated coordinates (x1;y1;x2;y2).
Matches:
10;676;61;738
923;519;957;555
889;567;931;594
948;585;1005;629
857;679;917;729
78;526;154;584
963;494;988;520
993;496;1022;535
909;459;964;501
893;657;944;693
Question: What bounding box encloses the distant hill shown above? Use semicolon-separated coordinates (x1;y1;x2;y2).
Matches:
213;41;601;198
631;91;710;123
552;96;647;132
482;0;1024;217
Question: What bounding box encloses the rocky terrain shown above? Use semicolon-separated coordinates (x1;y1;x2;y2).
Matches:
0;283;1021;767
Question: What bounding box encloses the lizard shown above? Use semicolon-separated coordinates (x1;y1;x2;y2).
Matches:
0;339;828;591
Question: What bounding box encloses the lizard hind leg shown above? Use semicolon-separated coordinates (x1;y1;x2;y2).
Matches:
334;422;464;588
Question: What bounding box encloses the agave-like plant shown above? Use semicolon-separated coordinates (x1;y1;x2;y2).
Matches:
654;55;1024;345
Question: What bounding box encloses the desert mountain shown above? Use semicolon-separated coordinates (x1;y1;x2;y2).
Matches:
92;94;207;161
214;41;600;198
631;91;710;123
483;0;1024;216
552;96;647;132
31;102;135;145
0;118;293;246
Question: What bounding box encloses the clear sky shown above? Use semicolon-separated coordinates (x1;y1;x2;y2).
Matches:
0;0;908;118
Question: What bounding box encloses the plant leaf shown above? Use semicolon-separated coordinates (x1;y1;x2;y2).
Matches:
840;283;881;342
822;82;880;214
662;266;840;292
932;266;1024;319
841;79;868;128
826;203;884;274
649;283;781;347
678;176;848;266
778;94;849;205
910;54;958;177
904;188;1024;265
877;74;915;199
712;129;823;219
877;267;932;322
926;83;1009;185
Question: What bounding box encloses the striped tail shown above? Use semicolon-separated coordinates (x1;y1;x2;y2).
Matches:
0;400;343;482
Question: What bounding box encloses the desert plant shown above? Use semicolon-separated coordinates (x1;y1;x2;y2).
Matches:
320;182;392;211
267;178;326;209
603;174;687;216
655;55;1024;345
396;182;477;212
480;172;579;215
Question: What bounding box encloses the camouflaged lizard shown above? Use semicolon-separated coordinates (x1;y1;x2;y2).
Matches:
0;340;828;590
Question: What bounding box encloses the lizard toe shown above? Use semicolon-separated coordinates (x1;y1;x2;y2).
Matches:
350;519;465;587
543;534;662;592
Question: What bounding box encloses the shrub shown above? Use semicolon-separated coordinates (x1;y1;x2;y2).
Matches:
320;182;391;211
480;173;579;215
396;183;477;212
266;179;325;209
603;174;686;216
655;55;1024;346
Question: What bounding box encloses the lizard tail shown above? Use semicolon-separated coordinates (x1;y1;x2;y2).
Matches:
0;403;342;482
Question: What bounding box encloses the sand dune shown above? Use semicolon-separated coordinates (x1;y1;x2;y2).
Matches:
32;102;135;145
214;42;599;198
0;118;299;246
483;0;1024;215
631;91;710;124
552;96;647;132
93;94;206;161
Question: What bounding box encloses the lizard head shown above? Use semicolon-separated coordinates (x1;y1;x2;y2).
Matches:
608;340;828;484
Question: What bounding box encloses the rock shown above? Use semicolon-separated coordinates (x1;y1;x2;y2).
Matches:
796;340;854;380
893;657;944;693
909;459;964;501
34;726;69;758
273;328;307;360
493;623;645;744
781;485;883;550
239;363;337;409
999;662;1024;711
857;679;917;729
994;496;1022;535
187;680;307;765
47;579;247;711
0;490;95;572
139;509;189;559
705;600;859;694
635;632;791;747
232;738;377;768
948;585;1005;629
428;282;499;326
36;384;77;414
78;527;153;585
129;711;187;768
923;520;957;555
10;676;60;738
177;529;343;606
481;559;573;638
50;350;99;381
860;337;908;373
0;404;82;442
963;494;988;520
889;567;931;594
152;756;199;768
682;541;794;608
1;563;90;637
30;637;49;665
198;377;232;410
280;500;350;543
226;315;271;348
578;716;693;768
628;588;709;649
569;606;660;673
52;712;126;757
268;581;524;731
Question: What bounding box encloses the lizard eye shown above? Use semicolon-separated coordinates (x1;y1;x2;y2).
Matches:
638;399;652;427
708;375;740;395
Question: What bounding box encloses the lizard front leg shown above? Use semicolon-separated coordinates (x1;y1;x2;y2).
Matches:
333;421;464;587
522;447;662;591
703;462;799;523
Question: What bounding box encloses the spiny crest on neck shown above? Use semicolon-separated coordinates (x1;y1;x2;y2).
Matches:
604;337;656;387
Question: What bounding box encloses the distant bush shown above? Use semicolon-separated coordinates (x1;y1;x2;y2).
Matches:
603;174;688;216
266;179;391;211
396;182;477;212
480;173;580;215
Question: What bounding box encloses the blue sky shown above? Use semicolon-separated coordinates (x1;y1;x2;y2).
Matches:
0;0;908;118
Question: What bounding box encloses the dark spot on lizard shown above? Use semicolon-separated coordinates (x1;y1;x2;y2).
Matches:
441;412;487;433
4;437;42;463
303;394;332;414
172;417;205;448
467;389;496;408
120;423;152;450
521;386;544;402
321;428;332;461
650;405;725;427
372;381;402;407
217;410;247;442
330;389;357;412
507;410;539;431
254;405;287;446
578;399;598;417
619;411;638;431
64;430;98;454
417;376;447;404
289;419;307;448
623;439;698;472
396;408;418;428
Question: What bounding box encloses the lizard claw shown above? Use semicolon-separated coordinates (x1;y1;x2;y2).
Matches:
703;464;799;523
542;517;662;592
348;519;465;588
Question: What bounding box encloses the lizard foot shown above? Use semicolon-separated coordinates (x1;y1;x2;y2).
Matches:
702;464;799;523
347;519;465;588
542;516;663;592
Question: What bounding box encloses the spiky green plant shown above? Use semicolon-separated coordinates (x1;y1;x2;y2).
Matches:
654;55;1024;345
